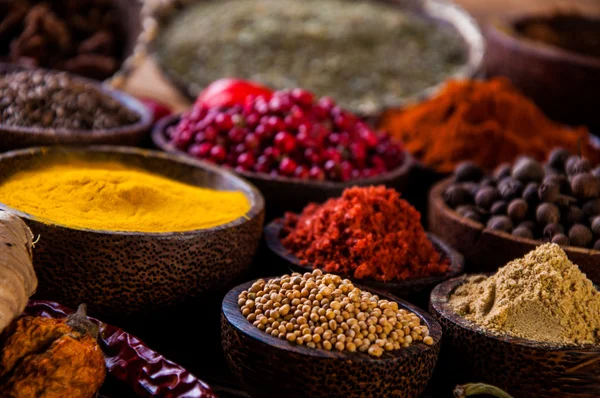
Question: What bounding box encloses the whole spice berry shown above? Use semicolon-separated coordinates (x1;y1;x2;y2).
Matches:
543;223;564;240
512;226;533;239
594;240;600;250
566;156;592;175
583;199;600;218
454;161;484;183
568;224;593;247
518;220;536;230
522;182;540;205
511;157;544;183
169;81;405;181
544;174;571;195
592;217;600;236
548;147;571;171
493;163;512;181
551;233;570;246
498;177;524;200
490;200;508;215
475;187;499;210
507;199;528;221
283;186;449;281
563;205;584;226
0;70;140;130
487;216;513;232
538;181;561;203
571;173;600;199
238;270;433;357
461;182;480;197
444;185;472;208
536;203;561;225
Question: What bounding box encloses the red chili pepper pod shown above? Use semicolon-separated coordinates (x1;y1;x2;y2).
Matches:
25;300;218;398
195;78;273;108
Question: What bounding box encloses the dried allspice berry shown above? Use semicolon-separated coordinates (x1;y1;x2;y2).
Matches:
0;70;140;130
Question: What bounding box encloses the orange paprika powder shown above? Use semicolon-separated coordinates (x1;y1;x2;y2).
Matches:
378;77;599;173
281;186;448;282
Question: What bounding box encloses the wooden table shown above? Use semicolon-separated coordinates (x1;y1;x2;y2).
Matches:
122;0;600;112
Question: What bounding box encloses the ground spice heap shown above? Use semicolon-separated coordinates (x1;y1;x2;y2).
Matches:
282;186;449;282
0;160;250;233
238;270;434;357
450;243;600;346
378;78;598;173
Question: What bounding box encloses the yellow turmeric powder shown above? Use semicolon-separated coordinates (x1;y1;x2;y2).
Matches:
0;161;251;233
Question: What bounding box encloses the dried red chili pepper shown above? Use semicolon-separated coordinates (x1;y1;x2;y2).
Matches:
24;301;217;398
195;78;273;108
281;186;449;282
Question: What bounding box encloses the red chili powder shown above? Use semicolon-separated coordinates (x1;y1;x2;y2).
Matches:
281;186;449;282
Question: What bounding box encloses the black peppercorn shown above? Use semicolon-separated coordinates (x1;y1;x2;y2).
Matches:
522;182;539;205
570;172;600;199
543;174;570;195
487;215;513;232
498;177;524;200
568;224;593;247
583;199;600;218
444;185;472;208
543;223;564;240
547;148;570;171
566;156;592;175
461;182;480;197
594;240;600;251
507;199;528;221
454;161;484;183
493;163;512;181
518;220;536;230
552;234;570;246
591;216;600;236
475;187;499;210
490;200;508;215
511;157;544;183
563;205;584;226
538;180;561;203
536;202;561;225
512;226;533;239
479;177;496;188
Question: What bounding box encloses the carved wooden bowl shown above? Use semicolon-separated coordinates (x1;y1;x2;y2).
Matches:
222;278;443;398
0;65;152;152
0;146;265;317
152;114;415;219
484;13;600;131
264;218;464;305
428;177;600;284
143;0;483;116
429;276;600;397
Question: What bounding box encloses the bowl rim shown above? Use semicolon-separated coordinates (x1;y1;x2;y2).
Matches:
152;113;415;188
264;217;465;287
0;145;265;236
485;14;600;69
142;0;484;116
430;275;600;351
430;176;600;255
0;64;153;137
222;277;443;361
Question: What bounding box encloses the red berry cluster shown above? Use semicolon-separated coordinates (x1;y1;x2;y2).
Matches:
167;89;405;182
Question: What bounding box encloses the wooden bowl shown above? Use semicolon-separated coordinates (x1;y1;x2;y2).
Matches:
429;276;600;397
0;146;265;317
0;0;145;85
484;13;600;131
221;278;442;398
152;114;415;219
143;0;483;116
0;65;152;152
264;218;464;303
428;177;600;284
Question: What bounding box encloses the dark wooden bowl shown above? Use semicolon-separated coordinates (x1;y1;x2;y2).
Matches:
0;65;152;152
143;0;483;116
0;146;265;317
484;13;600;131
222;278;442;398
152;114;415;219
0;0;144;85
429;276;600;397
428;177;600;284
264;218;464;302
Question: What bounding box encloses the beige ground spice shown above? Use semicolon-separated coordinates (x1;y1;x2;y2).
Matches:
449;243;600;346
